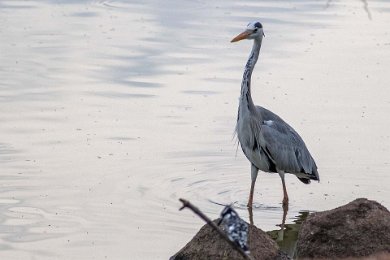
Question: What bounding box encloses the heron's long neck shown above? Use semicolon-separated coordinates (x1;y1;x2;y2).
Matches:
240;38;262;113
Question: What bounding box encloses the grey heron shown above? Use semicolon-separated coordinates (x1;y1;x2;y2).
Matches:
231;21;319;208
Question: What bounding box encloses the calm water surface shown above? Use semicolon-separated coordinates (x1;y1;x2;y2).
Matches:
1;0;390;259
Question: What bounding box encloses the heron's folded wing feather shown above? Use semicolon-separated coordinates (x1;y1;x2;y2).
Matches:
255;120;317;176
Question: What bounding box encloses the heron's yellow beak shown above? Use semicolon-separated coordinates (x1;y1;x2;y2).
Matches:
231;31;251;43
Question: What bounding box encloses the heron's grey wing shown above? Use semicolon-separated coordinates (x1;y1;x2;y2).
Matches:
255;119;319;181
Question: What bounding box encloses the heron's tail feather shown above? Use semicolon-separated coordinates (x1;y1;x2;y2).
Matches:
297;167;319;184
298;177;311;184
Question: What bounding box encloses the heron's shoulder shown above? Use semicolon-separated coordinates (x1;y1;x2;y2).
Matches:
255;106;283;122
253;106;305;142
255;106;302;142
255;106;291;130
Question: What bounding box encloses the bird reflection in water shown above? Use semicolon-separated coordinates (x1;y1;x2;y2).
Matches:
265;208;310;259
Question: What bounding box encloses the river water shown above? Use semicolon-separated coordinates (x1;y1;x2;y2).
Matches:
0;0;389;259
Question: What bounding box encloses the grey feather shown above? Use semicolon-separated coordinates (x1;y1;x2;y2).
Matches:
256;107;319;181
238;105;319;182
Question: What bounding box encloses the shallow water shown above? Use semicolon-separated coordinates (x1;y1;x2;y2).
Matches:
0;0;389;259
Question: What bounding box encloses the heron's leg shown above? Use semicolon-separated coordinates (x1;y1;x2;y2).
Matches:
278;171;289;207
247;164;258;208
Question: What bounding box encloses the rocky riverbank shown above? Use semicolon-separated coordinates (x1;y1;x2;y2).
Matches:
171;198;390;260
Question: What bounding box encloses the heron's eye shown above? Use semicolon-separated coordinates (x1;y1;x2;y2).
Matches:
253;28;258;33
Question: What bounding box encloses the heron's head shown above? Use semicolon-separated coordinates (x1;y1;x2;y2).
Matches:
231;21;264;43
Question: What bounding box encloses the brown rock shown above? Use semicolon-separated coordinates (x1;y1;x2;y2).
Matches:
171;219;288;260
296;198;390;259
